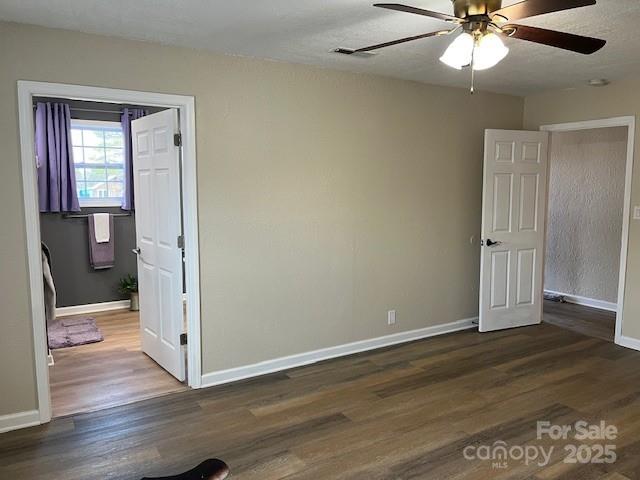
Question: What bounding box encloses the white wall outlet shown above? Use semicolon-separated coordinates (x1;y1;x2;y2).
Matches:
634;206;640;220
387;310;396;325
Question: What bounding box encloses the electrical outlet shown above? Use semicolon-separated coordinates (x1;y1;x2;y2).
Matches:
387;310;396;325
634;206;640;220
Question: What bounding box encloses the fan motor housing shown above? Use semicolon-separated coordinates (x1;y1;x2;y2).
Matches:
452;0;502;18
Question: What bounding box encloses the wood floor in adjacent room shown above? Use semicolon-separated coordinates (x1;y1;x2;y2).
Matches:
49;309;187;417
3;322;640;479
543;300;616;342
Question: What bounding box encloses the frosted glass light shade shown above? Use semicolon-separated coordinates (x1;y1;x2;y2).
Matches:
473;33;509;70
439;32;474;70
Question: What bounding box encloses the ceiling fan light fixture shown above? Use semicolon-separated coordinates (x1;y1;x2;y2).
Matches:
473;32;509;70
439;32;474;70
339;0;606;91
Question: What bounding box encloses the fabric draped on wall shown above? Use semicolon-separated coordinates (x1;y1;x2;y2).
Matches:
121;108;147;210
35;102;80;213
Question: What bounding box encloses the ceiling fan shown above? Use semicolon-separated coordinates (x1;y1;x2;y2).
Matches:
335;0;606;91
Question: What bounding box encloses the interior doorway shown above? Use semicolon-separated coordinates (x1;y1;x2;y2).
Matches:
18;81;201;425
35;98;188;416
540;118;636;345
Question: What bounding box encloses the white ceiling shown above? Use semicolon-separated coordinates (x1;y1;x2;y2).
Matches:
1;0;639;96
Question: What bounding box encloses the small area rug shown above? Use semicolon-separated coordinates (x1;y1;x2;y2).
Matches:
48;316;104;349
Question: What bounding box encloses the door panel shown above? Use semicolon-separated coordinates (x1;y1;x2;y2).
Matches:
492;174;513;232
518;174;539;231
516;248;535;306
132;109;185;381
479;130;549;332
490;250;510;309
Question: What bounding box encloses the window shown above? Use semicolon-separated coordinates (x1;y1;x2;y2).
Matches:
71;119;125;207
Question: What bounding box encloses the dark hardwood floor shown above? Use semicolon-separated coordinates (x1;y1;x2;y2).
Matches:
543;300;616;342
2;322;640;479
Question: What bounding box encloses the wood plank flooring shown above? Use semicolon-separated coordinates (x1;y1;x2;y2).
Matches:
49;309;187;417
3;323;640;479
543;300;616;342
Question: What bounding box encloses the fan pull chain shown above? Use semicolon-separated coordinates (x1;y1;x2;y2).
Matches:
470;45;476;95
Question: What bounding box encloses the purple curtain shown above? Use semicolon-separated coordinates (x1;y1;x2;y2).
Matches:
36;102;80;212
121;108;147;210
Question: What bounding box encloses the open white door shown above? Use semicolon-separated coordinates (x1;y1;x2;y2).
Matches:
479;129;549;332
132;109;185;381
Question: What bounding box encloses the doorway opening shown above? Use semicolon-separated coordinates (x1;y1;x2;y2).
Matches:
540;118;636;345
18;82;201;425
478;118;635;350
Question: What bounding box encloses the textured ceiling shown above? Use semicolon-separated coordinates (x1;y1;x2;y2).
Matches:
1;0;639;96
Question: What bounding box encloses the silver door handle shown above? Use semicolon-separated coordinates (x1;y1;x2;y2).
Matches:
132;247;141;255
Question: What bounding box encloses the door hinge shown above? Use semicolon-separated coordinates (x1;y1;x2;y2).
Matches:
174;133;182;147
180;333;187;345
177;235;185;249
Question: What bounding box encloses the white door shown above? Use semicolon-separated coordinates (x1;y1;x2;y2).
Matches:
132;109;185;381
479;129;549;332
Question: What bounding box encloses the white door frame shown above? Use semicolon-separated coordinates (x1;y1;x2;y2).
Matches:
17;81;202;425
540;116;636;349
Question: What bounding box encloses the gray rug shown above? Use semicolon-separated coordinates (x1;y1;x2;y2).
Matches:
48;316;104;349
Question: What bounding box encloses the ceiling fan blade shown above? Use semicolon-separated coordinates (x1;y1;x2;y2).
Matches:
491;0;596;22
335;30;453;54
374;3;462;23
503;24;606;54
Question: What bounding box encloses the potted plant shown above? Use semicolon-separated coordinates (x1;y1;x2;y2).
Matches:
118;274;139;311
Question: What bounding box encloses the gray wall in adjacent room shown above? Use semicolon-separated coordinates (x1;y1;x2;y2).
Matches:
40;208;137;307
544;127;627;304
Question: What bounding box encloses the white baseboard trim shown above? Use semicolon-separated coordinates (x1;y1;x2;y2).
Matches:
0;410;40;434
544;290;617;312
56;299;130;317
201;317;476;388
617;335;640;351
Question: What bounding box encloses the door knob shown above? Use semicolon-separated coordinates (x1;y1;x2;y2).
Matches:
485;239;503;247
132;247;141;255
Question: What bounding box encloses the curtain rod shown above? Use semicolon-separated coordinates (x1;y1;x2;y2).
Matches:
32;105;139;115
70;107;124;115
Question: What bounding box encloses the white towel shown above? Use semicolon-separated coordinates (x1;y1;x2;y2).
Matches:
92;213;111;243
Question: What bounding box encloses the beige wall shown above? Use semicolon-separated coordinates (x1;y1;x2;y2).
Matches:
524;79;640;339
0;22;524;417
545;127;627;303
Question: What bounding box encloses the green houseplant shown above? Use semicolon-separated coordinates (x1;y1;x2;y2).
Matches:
118;274;139;311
